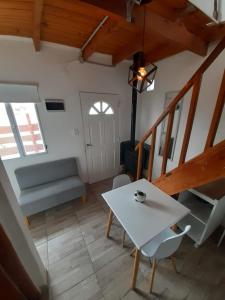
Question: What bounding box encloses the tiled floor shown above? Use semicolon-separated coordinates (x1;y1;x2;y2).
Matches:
29;178;225;300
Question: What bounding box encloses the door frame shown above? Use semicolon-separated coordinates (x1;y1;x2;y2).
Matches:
79;91;121;184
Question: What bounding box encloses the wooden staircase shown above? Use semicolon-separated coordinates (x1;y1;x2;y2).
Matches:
136;36;225;195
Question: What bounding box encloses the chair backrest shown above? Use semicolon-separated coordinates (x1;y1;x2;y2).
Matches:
112;174;131;190
155;225;191;260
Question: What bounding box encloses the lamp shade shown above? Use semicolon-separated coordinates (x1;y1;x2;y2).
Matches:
128;62;157;93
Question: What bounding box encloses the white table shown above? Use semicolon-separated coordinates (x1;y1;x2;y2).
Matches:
102;179;190;289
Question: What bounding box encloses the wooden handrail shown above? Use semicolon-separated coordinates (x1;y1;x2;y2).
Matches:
179;75;202;165
136;36;225;150
205;69;225;150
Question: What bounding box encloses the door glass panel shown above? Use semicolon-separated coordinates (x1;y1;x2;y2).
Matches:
89;107;99;115
102;101;109;112
90;101;114;115
94;101;101;112
105;107;114;115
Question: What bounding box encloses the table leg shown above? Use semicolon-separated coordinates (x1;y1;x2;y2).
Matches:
149;258;157;293
122;229;126;248
130;248;140;289
105;209;113;238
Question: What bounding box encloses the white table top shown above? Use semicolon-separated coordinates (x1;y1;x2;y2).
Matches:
102;179;190;249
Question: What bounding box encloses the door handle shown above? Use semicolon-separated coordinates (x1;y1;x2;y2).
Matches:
86;144;93;147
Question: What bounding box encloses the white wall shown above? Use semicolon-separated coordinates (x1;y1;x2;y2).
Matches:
0;37;131;196
137;43;225;179
0;159;47;289
190;0;225;22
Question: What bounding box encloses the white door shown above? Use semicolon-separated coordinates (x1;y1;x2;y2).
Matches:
80;92;120;183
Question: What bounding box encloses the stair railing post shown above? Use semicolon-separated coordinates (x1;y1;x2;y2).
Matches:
161;109;175;175
205;69;225;150
179;75;202;165
147;127;157;182
136;143;143;180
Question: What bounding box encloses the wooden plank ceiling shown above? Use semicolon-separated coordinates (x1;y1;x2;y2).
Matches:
0;0;225;64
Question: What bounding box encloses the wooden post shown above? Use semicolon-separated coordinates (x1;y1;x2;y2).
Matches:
179;76;202;165
205;70;225;150
130;248;140;289
161;109;175;175
136;143;143;180
147;127;156;181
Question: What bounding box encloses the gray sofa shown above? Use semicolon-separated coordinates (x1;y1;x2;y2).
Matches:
15;157;86;216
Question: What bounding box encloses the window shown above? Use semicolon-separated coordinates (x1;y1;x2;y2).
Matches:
147;80;155;92
0;103;46;160
89;101;114;115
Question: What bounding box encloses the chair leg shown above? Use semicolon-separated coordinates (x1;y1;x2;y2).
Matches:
24;217;30;226
122;229;126;247
105;209;113;238
130;247;136;257
149;258;157;293
170;256;178;273
81;195;87;204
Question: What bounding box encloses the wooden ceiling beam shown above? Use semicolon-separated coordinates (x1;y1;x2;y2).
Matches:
146;11;208;56
112;34;142;65
33;0;44;51
82;18;117;61
112;7;207;65
145;42;184;64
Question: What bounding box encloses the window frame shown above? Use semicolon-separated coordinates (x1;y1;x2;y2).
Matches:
1;103;47;160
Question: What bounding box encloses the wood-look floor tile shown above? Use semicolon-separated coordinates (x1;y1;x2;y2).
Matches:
96;252;144;300
54;274;103;300
46;204;80;241
49;245;94;298
29;212;47;246
36;241;48;269
48;229;82;265
87;228;127;272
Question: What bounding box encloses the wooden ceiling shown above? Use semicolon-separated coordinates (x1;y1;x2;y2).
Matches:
0;0;225;64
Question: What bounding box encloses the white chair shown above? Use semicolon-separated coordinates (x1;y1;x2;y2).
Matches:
141;225;191;293
112;174;131;190
112;174;131;247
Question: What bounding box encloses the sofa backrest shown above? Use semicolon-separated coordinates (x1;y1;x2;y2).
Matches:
15;157;78;190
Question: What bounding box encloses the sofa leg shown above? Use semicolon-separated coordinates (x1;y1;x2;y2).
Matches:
24;217;30;226
81;195;87;204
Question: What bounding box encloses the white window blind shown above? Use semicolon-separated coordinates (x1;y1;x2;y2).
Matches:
0;83;40;103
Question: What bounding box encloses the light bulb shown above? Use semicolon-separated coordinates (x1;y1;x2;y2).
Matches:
137;67;147;80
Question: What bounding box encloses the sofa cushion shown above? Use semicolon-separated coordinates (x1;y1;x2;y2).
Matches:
19;176;85;216
15;157;78;190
